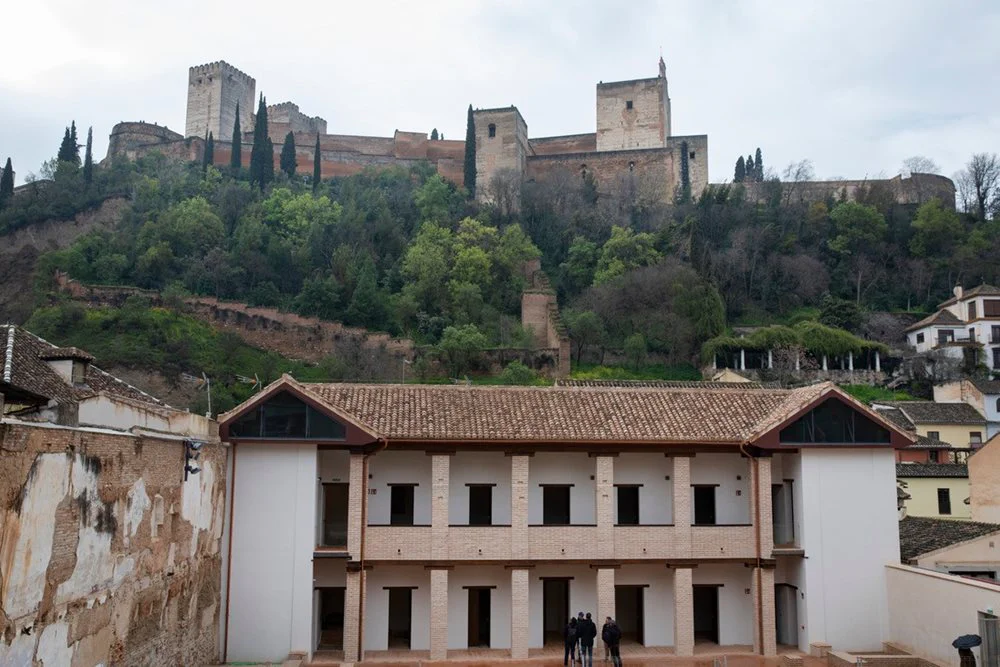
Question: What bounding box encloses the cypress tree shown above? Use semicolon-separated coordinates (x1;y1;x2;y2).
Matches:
676;140;691;204
203;132;215;174
264;136;274;185
250;94;273;190
0;158;14;207
754;147;764;182
69;121;80;165
57;124;79;166
280;131;297;177
463;104;476;197
82;126;94;185
430;128;439;141
312;134;321;193
734;156;746;183
230;102;242;172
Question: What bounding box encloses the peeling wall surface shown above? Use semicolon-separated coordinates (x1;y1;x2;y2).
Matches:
0;422;226;667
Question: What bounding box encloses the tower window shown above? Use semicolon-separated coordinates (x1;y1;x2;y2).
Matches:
690;151;696;160
628;161;635;172
488;124;496;138
626;100;633;110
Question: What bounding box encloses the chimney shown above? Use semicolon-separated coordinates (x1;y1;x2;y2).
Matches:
40;347;94;385
953;285;963;300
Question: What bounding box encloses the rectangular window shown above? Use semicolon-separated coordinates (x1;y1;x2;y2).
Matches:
971;432;983;445
625;100;633;110
488;123;496;138
929;450;939;463
928;431;940;440
994;347;1000;368
468;485;493;526
970;301;978;319
390;485;415;526
616;486;640;525
916;333;925;344
937;488;952;515
992;325;1000;343
938;329;954;344
542;485;571;525
693;485;717;526
984;299;1000;317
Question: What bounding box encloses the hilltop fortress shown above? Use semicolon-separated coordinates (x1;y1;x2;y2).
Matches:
107;59;954;207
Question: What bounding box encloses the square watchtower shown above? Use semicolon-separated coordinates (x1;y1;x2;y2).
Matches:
185;61;256;140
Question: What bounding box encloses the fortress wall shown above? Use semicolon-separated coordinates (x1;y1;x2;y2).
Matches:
106;123;186;160
266;102;327;135
528;146;675;200
393;131;431;159
529;133;597;155
426;139;465;161
596;77;667;151
667;134;709;197
736;173;956;208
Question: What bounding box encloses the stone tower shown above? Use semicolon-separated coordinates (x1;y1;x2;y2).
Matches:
472;106;529;203
595;58;672;151
185;61;255;140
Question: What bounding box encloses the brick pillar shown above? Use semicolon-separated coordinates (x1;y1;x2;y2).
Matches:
672;566;694;656
347;453;365;558
510;568;530;659
431;454;450;560
752;566;777;656
511;455;530;559
596;567;616;651
344;568;364;663
595;456;615;559
430;568;449;660
671;456;692;558
750;456;773;557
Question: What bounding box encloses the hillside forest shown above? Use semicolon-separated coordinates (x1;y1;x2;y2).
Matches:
2;126;999;411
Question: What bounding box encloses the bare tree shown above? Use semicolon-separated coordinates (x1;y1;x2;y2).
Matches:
780;159;815;207
956;153;1000;220
486;168;522;219
900;156;940;176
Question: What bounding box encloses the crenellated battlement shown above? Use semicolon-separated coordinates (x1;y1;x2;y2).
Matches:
188;60;255;85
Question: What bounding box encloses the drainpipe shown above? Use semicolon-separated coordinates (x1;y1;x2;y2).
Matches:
222;443;237;662
357;439;387;662
740;441;764;655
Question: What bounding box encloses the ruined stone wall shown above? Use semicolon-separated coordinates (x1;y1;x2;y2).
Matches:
105;123;185;161
596;77;668;152
0;422;226;666
266;102;327;136
185;61;255;141
519;263;570;378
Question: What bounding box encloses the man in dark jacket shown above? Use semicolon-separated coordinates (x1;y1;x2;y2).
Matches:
602;617;622;667
564;617;578;666
579;612;598;667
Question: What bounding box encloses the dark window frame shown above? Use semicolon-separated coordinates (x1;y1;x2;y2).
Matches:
468;484;493;526
542;485;572;526
390;485;416;526
625;100;633;110
937;488;952;515
488;123;496;138
616;485;640;525
916;333;925;344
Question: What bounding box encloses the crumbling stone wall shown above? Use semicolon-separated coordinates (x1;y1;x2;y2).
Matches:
519;260;570;378
0;422;226;666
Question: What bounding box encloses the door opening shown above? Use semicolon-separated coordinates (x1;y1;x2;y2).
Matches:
322;483;349;547
387;587;413;648
390;485;415;526
543;486;571;525
467;587;492;647
692;585;720;644
317;587;345;650
542;578;571;644
693;486;717;525
469;485;493;526
775;584;798;647
614;585;645;645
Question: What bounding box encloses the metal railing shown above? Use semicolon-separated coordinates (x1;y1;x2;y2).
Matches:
322;523;348;548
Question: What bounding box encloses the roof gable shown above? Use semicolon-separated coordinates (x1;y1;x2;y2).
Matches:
899;515;1000;562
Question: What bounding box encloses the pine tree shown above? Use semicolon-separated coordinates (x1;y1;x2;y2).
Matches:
82;127;94;185
250;94;273;190
0;158;14;207
754;147;764;182
230;102;242;172
280;131;297;177
203;132;215;174
463;105;476;197
746;154;755;180
430;128;439;141
734;156;746;183
345;256;383;329
312;134;321;193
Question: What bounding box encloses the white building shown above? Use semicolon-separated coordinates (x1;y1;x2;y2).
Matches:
906;284;1000;371
217;377;912;664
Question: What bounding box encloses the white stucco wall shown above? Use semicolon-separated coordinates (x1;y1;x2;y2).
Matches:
614;454;673;524
528;453;596;525
886;564;1000;667
692;563;754;646
447;566;512;650
367;451;432;525
448;453;512;525
227;442;317;663
617;564;675;646
798;448;899;651
528;565;597;648
364;566;431;651
690;453;750;524
914;531;1000;580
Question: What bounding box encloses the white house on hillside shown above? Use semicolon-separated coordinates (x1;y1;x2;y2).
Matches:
906;285;1000;371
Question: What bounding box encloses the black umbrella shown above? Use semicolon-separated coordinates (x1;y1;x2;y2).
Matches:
953;635;982;649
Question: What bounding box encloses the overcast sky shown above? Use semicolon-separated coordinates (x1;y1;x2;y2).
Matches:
2;0;998;186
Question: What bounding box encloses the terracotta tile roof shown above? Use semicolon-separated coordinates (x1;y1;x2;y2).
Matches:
899;516;1000;562
873;406;915;431
904;309;963;332
907;435;954;450
969;378;1000;395
0;324;168;411
229;378;906;446
880;400;986;425
936;284;1000;308
895;463;968;478
554;379;780;389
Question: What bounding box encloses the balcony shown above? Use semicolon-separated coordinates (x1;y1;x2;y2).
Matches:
364;525;432;560
446;525;513;560
528;525;598;559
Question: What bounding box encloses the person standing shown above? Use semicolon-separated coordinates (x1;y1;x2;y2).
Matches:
602;617;622;667
579;612;597;667
601;617;613;663
564;617;579;666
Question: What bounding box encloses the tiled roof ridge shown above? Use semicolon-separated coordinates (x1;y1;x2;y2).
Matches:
302;381;794;396
3;324;14;383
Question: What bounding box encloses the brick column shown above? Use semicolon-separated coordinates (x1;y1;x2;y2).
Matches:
511;455;530;559
671;455;692;558
347;453;365;558
672;565;694;656
510;567;530;659
752;566;777;656
596;567;616;651
595;455;615;559
750;456;773;557
431;454;450;560
430;568;449;660
343;567;364;663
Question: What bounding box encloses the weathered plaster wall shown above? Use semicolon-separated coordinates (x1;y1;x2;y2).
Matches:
0;421;225;667
596;77;668;152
